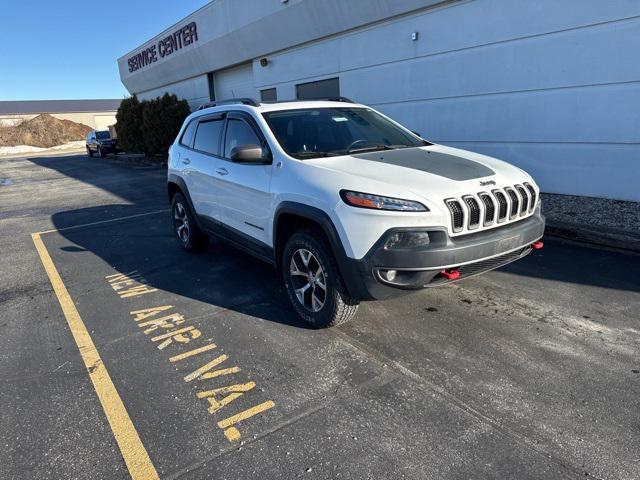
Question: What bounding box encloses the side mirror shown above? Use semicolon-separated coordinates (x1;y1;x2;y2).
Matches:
230;144;270;164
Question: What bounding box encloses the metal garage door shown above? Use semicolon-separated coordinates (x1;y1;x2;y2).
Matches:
214;63;255;101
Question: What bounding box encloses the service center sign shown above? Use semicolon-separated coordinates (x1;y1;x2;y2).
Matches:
128;22;198;73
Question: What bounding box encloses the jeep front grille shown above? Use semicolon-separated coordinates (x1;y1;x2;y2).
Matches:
445;199;464;233
515;185;529;216
463;196;480;229
478;193;495;226
524;182;537;213
493;190;508;222
505;188;519;219
444;183;538;235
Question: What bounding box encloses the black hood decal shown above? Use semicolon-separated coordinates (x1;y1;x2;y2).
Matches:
353;148;495;181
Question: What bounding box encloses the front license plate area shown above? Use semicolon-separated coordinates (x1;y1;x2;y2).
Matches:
496;234;522;253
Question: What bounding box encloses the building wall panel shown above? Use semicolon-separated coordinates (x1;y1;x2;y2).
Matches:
137;75;210;110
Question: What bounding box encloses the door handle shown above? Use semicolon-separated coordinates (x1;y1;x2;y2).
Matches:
216;168;229;176
182;158;191;165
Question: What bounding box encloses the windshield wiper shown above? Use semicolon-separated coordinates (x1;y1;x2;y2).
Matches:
293;151;341;159
347;144;409;154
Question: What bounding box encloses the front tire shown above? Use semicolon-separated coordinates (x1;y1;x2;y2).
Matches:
171;192;208;252
282;229;359;328
87;146;93;157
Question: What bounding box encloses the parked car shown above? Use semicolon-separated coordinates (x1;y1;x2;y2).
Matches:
167;98;545;327
86;130;118;157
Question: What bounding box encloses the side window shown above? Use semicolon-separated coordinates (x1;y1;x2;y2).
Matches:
224;118;261;158
193;119;224;155
179;119;197;148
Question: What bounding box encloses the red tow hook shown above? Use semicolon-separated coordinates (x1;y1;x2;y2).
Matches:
531;241;544;250
440;268;461;280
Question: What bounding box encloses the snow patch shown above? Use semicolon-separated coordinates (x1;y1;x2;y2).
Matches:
0;140;85;156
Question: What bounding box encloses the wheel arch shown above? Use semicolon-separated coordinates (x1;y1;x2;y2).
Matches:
273;202;364;299
167;174;204;230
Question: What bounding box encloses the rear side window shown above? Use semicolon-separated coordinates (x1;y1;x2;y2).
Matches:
224;119;261;158
194;119;224;155
179;120;197;147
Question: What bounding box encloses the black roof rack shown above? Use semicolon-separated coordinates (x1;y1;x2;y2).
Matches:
260;96;356;105
197;98;259;110
197;97;356;110
324;97;354;103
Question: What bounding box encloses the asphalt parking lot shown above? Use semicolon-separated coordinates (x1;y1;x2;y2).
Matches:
1;153;639;480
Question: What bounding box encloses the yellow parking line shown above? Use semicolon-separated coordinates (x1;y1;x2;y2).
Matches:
31;232;159;480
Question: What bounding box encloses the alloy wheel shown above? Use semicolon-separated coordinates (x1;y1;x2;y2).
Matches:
289;248;327;313
173;202;190;244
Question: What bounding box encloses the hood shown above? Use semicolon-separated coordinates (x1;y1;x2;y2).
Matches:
305;144;532;204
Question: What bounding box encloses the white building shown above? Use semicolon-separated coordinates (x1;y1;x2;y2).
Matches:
0;99;120;130
118;0;640;201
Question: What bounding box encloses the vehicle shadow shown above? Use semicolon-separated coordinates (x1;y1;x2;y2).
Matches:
25;154;308;328
52;202;315;329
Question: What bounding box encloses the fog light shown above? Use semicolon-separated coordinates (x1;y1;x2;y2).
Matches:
380;270;397;282
384;231;430;250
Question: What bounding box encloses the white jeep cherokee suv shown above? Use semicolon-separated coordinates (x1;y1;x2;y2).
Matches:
168;98;545;327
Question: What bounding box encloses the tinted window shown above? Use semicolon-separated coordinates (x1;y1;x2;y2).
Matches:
179;119;197;147
261;88;277;102
296;78;339;100
263;107;427;159
96;131;110;140
194;119;224;155
224;119;261;158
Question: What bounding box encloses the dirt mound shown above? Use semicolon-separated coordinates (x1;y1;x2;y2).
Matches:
0;114;92;148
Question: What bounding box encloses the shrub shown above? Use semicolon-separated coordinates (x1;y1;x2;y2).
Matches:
115;95;144;153
115;93;191;156
142;93;191;156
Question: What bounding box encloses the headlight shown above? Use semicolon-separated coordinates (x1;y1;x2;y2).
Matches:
384;231;431;249
340;190;428;212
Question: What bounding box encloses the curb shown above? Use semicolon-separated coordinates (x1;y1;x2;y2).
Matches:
545;221;640;253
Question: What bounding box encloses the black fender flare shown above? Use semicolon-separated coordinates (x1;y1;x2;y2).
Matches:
273;202;367;299
167;174;205;230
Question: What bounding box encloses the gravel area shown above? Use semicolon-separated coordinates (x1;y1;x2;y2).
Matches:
542;192;640;250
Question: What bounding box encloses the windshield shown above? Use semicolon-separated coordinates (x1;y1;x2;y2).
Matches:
96;131;111;140
262;107;428;159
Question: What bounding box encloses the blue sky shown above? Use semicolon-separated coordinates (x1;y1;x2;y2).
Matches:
0;0;210;101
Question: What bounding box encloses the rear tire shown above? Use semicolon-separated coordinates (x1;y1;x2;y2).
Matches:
171;192;208;252
282;229;359;328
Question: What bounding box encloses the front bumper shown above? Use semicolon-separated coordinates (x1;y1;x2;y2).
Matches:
340;211;545;300
99;142;118;152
